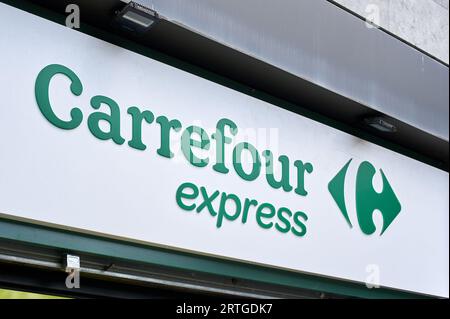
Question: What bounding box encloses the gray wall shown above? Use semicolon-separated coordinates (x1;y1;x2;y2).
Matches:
334;0;449;63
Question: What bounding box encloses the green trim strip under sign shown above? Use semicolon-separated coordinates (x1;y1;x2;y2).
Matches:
0;218;426;299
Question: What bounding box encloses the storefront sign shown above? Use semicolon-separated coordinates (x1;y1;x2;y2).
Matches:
0;3;448;297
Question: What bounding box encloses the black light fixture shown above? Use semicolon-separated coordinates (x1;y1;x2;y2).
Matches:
364;116;397;133
116;1;159;33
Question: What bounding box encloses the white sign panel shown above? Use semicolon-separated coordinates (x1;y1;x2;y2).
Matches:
0;4;448;297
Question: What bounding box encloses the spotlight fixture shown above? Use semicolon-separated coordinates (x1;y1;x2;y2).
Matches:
364;116;397;133
116;1;159;33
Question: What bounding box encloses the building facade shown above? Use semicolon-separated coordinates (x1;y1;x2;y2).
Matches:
0;0;448;299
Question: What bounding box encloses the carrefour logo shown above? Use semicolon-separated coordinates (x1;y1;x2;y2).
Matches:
34;64;403;238
328;159;402;235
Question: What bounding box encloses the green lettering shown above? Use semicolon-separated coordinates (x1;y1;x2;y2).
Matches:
263;150;293;192
216;192;242;228
241;198;258;224
127;106;154;150
196;187;219;216
88;95;125;145
212;118;238;174
275;207;292;234
291;211;308;237
294;160;313;196
256;203;275;229
35;64;83;130
156;116;182;158
176;182;199;211
181;125;210;167
233;142;261;181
